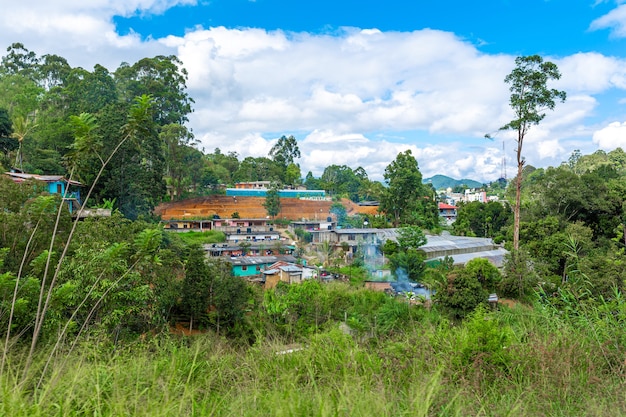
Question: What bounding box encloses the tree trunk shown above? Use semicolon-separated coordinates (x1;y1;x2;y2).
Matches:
513;131;524;251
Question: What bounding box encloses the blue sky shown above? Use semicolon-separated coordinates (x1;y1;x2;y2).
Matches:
3;0;626;182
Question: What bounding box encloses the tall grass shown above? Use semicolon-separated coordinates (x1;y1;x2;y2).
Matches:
3;300;626;416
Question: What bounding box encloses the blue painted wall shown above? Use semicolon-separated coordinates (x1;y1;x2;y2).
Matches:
226;189;325;198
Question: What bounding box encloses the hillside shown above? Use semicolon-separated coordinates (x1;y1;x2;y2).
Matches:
155;195;379;220
423;174;483;190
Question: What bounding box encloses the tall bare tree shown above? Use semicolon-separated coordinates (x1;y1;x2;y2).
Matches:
490;55;566;250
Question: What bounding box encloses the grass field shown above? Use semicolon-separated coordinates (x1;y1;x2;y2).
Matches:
3;299;626;417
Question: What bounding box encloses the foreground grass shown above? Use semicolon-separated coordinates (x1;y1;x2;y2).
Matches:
2;303;626;416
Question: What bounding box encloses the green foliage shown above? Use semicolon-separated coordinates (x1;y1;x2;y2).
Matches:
294;228;313;243
388;250;426;282
209;260;249;335
434;268;488;319
446;305;513;378
396;225;427;250
499;249;538;300
160;123;202;200
320;165;372;201
381;238;399;257
171;230;225;246
380;150;437;228
263;184;281;218
453;200;512;239
269;135;300;168
0;107;16;167
495;54;566;250
181;245;211;324
464;258;501;293
234;156;283;183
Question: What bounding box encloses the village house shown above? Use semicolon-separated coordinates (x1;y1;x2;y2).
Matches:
163;217;274;233
4;170;111;218
224;255;298;279
263;260;319;289
288;218;336;234
204;242;294;258
5;171;83;213
438;202;458;225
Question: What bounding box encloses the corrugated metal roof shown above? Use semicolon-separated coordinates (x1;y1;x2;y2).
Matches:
429;248;508;268
279;265;302;272
4;172;83;186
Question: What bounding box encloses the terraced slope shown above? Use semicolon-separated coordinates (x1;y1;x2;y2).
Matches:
155;196;379;220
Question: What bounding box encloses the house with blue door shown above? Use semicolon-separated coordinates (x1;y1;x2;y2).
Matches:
4;171;83;213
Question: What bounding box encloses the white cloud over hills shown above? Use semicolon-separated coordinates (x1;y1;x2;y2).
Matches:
3;1;626;182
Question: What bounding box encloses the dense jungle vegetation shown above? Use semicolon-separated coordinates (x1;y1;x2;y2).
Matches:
2;43;626;415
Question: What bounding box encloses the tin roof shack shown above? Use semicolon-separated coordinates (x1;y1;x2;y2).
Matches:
4;171;85;214
263;262;303;289
226;255;297;279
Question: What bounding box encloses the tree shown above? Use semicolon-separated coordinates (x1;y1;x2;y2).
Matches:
388;249;426;282
453;201;512;239
0;108;16;167
263;184;281;219
234;156;282;183
464;258;501;293
492;55;566;250
160;123;199;200
114;56;193;125
396;225;427;251
284;162;302;187
435;269;488;319
379;150;434;227
269;135;300;169
304;171;323;190
210;260;249;335
321;165;362;201
181;245;211;328
11;114;37;171
499;249;538;300
0;43;39;79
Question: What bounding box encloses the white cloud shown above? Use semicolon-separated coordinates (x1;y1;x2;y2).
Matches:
590;4;626;37
556;53;626;92
2;2;626;182
592;121;626;149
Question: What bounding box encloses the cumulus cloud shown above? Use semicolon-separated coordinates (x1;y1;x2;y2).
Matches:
593;121;626;149
2;2;626;182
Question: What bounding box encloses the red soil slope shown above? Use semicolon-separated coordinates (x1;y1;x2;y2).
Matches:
155;195;379;220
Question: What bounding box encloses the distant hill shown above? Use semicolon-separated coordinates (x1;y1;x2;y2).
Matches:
423;175;483;190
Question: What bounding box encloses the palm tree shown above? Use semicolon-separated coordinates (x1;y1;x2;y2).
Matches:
11;114;37;171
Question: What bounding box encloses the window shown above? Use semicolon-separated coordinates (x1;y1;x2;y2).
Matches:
242;265;248;271
348;234;356;241
256;266;261;271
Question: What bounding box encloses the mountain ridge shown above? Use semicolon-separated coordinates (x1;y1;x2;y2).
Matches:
423;175;483;190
